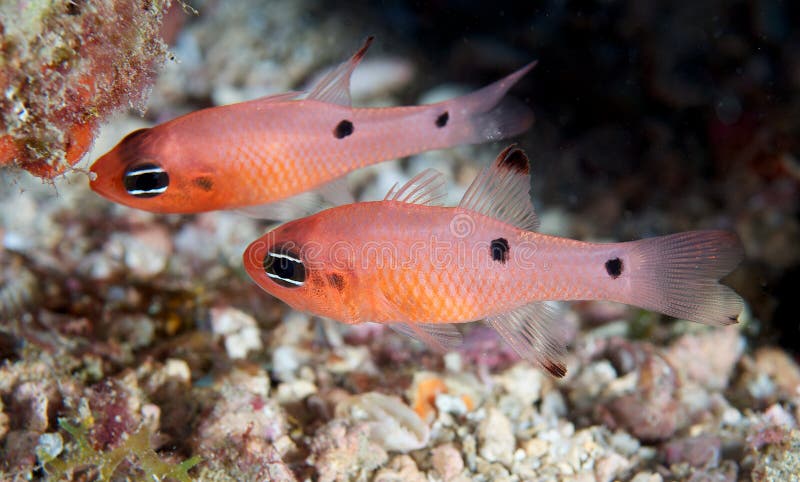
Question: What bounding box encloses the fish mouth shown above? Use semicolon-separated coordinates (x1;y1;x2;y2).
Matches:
88;156;115;194
88;153;132;207
243;239;269;282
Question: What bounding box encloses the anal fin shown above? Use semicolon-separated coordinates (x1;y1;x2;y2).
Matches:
484;301;568;377
388;322;463;353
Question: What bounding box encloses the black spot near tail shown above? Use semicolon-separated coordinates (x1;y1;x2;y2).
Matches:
435;111;449;128
491;238;509;263
498;146;529;174
334;120;354;139
605;258;623;278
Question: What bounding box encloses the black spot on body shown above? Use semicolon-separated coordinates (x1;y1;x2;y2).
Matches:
605;257;623;278
491;238;510;263
327;273;345;292
435;111;449;128
498;146;530;174
334;120;354;139
194;176;213;191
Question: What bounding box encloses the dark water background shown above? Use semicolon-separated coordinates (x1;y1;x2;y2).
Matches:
300;0;800;354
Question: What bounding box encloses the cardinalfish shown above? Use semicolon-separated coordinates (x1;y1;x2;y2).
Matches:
90;37;536;219
242;146;744;377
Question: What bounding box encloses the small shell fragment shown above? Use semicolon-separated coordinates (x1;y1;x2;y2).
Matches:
335;392;429;452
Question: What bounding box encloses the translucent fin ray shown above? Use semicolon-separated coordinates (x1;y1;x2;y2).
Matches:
459;145;538;230
442;61;536;143
317;176;354;206
388;322;463;352
234;191;324;220
385;168;447;206
307;36;374;106
251;91;303;105
484;301;568;377
617;230;745;325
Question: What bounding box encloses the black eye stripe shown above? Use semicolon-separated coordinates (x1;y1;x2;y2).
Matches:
124;163;169;198
263;247;306;288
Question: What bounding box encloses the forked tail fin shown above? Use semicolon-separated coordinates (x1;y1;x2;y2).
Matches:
443;61;537;143
618;230;744;325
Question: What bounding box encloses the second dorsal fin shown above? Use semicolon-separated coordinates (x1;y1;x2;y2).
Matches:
307;36;374;106
458;145;539;231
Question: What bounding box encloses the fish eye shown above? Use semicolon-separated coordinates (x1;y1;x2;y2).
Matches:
263;246;306;288
124;163;169;198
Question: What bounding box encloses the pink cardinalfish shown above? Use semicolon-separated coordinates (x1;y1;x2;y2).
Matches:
243;146;744;377
90;37;536;219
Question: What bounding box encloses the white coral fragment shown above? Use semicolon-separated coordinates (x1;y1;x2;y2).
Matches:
335;392;429;452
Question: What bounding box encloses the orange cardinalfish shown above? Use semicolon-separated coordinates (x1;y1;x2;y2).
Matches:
243;146;745;377
90;37;536;218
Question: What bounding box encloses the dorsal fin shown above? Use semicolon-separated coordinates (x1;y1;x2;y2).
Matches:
251;91;303;105
385;168;447;206
307;36;374;106
458;145;538;231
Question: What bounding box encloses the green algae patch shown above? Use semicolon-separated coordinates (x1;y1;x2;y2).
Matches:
42;417;200;482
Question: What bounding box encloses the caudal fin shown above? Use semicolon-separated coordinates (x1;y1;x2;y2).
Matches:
619;230;744;325
445;61;536;143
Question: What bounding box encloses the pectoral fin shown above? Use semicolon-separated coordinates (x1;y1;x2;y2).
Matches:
234;191;325;220
388;322;463;353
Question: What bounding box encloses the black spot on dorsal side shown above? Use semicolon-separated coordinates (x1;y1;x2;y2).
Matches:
334;120;354;139
605;257;623;278
498;146;530;175
194;176;213;191
491;238;510;263
435;111;449;128
327;273;345;292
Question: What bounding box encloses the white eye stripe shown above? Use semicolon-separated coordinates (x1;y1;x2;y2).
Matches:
265;272;304;286
125;167;166;176
127;187;168;195
267;251;302;263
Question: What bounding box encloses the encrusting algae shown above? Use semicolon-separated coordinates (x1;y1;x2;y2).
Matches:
0;0;173;178
42;416;199;481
